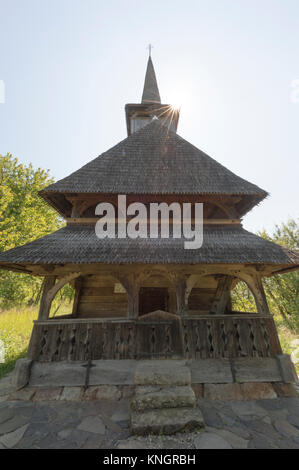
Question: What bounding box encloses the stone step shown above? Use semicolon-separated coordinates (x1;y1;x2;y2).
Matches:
134;360;190;386
131;407;205;435
131;385;196;411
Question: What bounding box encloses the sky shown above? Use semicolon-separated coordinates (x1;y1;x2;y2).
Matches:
0;0;298;234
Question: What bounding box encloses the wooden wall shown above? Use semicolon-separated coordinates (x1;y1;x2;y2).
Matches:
188;275;223;315
188;287;216;314
76;275;127;318
74;274;233;318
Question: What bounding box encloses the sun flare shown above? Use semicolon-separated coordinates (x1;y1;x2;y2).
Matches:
167;86;189;112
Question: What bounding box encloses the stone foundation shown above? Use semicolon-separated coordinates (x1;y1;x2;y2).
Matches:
6;381;298;402
2;355;297;403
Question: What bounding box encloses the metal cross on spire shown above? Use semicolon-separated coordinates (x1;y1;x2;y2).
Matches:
147;43;153;57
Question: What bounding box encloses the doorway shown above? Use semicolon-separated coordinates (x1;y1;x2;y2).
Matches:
139;287;169;316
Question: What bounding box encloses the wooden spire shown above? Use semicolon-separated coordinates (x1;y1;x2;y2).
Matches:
141;55;161;104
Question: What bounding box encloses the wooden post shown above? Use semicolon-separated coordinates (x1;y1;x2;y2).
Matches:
72;277;83;317
38;276;56;320
210;275;233;315
116;273;140;319
70;199;89;218
251;274;270;315
168;288;177;314
173;276;188;317
127;284;140;319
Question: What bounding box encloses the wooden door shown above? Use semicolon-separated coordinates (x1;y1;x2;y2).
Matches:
136;310;183;359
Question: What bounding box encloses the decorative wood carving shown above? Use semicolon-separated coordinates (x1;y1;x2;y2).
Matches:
38;272;81;321
45;272;82;307
27;314;282;361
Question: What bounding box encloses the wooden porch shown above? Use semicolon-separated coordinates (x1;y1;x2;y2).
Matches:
27;312;282;362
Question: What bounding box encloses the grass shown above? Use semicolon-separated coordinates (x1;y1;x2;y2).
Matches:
0;306;37;378
0;306;298;379
0;303;72;379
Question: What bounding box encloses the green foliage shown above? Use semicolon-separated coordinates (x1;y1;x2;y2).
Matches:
0;303;73;379
259;219;299;332
232;218;299;333
0;307;37;378
0;153;66;308
231;281;257;312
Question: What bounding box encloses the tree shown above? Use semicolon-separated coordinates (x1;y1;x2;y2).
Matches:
231;218;299;333
0;154;65;308
259;219;299;332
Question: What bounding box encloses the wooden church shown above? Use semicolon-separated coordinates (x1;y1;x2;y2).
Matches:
0;55;298;377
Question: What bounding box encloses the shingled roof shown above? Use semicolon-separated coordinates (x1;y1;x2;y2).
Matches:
0;225;297;268
42;120;268;199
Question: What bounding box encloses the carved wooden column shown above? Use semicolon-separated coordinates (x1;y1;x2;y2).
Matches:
171;274;188;317
116;273;140;319
38;276;56;320
127;284;140;319
168;288;177;313
210;275;233;315
251;274;270;314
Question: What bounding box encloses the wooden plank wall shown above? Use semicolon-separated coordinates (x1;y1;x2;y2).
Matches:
188;288;216;315
76;276;127;318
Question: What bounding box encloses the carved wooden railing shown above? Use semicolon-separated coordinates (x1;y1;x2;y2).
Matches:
27;314;282;362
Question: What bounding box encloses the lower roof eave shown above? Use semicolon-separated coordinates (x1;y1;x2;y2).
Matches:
0;225;298;275
0;261;297;278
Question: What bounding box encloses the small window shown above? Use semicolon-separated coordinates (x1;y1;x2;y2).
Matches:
114;283;126;294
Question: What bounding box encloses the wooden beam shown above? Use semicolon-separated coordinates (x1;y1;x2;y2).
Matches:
167;273;188;317
210;275;233;315
66;217;241;225
45;272;82;307
72;277;83;317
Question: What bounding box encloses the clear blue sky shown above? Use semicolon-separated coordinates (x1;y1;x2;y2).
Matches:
0;0;298;233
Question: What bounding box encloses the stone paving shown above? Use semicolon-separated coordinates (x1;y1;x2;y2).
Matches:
0;394;298;449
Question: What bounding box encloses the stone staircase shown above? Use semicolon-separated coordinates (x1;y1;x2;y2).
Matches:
130;360;205;435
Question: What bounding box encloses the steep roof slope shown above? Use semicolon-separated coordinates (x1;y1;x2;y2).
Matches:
42;120;267;198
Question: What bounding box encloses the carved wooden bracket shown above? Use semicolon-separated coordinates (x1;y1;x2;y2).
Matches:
69;199;92;218
45;272;82;305
38;272;82;320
